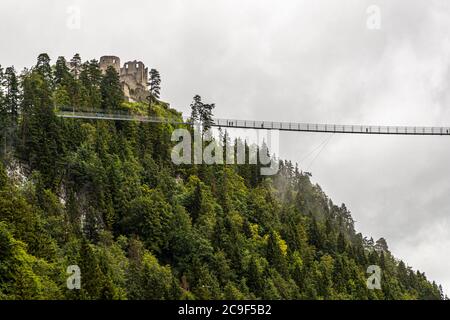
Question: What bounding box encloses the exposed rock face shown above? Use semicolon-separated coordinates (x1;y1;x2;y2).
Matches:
99;56;149;102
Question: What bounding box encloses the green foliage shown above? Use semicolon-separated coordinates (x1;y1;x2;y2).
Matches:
149;68;161;99
80;60;102;110
0;222;62;299
35;53;53;85
0;162;7;189
0;53;445;300
126;244;181;299
189;95;215;132
3;66;19;125
121;189;173;253
19;61;66;189
101;66;123;110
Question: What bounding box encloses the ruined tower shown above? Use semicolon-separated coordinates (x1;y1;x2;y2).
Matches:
120;60;149;102
121;61;148;87
99;56;121;74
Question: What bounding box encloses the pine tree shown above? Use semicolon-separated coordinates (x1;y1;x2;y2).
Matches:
4;67;20;125
266;231;288;276
80;60;102;110
0;65;6;155
19;69;64;189
148;68;161;99
190;95;202;122
79;239;104;299
189;95;215;132
88;60;103;87
0;222;61;299
101;66;123;110
337;232;347;253
70;53;82;79
309;218;322;250
54;56;71;86
201;103;215;132
375;237;389;252
35;53;53;85
186;181;203;222
0;65;19;155
0;162;7;189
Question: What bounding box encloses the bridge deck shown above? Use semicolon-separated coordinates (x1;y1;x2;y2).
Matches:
56;111;450;136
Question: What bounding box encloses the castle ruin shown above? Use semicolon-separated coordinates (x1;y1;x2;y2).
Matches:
99;56;149;103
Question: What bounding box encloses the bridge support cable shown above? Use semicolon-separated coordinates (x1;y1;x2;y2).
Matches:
56;110;450;136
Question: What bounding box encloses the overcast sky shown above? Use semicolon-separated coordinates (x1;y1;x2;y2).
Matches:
2;0;450;295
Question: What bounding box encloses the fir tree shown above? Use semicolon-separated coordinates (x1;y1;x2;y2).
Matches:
101;66;123;110
148;68;161;99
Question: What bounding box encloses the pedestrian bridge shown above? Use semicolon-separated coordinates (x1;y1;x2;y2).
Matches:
56;110;450;136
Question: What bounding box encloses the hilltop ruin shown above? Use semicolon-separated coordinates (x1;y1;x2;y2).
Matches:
99;56;149;103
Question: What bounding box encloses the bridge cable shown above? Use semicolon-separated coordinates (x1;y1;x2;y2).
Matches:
305;133;335;171
299;134;335;167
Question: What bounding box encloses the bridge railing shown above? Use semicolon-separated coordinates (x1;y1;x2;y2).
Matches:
212;119;450;135
57;109;450;136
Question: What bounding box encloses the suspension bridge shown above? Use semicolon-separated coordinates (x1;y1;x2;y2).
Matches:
56;110;450;136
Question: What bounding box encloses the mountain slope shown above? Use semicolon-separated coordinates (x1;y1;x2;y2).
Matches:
0;54;444;300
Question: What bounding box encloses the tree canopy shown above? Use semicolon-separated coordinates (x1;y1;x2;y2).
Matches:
0;54;445;300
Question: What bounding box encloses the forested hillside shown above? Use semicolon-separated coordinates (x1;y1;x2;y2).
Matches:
0;54;445;300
